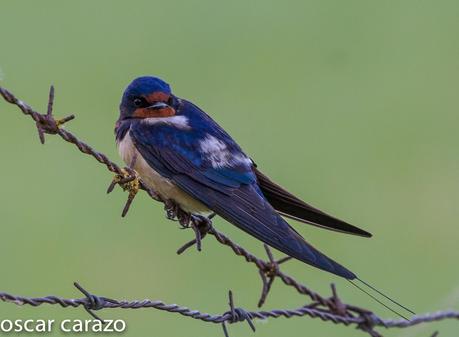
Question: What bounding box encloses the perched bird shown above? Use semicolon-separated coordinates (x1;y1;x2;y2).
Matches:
115;76;372;280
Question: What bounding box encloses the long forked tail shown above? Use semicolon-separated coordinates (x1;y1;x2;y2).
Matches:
348;277;415;320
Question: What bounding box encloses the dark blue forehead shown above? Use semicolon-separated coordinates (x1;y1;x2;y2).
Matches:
123;76;171;98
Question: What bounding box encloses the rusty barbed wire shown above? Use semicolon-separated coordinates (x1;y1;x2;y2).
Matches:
0;85;458;337
0;85;161;213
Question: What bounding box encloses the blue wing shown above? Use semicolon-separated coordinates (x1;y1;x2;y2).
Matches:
129;104;356;279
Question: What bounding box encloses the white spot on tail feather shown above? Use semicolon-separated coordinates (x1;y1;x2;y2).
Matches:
199;135;251;168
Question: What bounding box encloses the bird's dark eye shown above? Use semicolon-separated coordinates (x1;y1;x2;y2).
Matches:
133;97;145;107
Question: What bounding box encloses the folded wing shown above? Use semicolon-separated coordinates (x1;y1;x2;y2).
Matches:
130;120;357;279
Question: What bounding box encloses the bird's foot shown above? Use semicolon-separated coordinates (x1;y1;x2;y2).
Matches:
107;168;140;217
164;199;187;222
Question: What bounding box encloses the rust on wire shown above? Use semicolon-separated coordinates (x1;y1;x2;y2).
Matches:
1;85;458;337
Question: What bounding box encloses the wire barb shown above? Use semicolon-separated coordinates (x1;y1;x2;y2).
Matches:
257;244;291;307
35;85;75;144
222;291;256;337
73;282;106;323
330;284;347;316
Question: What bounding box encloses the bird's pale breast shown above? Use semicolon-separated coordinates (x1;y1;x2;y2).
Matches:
117;132;210;214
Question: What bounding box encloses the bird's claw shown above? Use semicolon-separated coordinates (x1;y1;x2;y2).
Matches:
163;200;194;226
107;168;140;217
164;200;181;221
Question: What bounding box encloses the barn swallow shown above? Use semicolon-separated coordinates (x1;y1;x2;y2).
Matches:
114;76;372;280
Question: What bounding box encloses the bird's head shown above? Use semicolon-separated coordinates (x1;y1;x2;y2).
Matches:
119;76;176;120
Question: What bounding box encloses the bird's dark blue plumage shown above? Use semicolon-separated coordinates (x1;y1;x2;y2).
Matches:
115;76;372;280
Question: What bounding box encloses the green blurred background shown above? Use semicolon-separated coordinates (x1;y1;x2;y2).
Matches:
1;1;458;336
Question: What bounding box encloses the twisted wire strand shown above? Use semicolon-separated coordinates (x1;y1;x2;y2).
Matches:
1;287;457;328
0;286;360;325
0;87;121;175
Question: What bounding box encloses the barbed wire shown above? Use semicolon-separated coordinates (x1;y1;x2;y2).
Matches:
0;85;457;337
1;282;456;336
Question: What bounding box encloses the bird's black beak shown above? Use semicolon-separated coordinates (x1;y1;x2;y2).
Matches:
147;102;169;110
